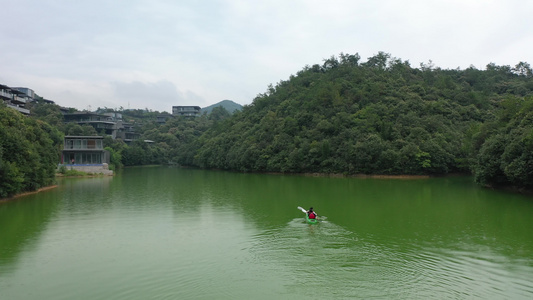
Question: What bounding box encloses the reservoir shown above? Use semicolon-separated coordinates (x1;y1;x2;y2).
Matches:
1;166;533;299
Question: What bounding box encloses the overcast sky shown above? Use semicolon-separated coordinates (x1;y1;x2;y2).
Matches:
1;0;531;113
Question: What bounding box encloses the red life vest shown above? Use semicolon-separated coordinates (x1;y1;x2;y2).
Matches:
308;212;316;219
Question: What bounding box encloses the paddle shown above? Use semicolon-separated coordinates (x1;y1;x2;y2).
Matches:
298;206;319;219
298;206;320;223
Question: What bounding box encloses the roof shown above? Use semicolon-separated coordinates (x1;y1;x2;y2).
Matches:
63;112;105;116
64;136;104;139
172;105;201;109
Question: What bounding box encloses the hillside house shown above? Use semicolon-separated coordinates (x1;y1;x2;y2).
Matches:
0;84;31;115
172;106;201;117
61;136;113;175
157;113;174;124
63;112;139;141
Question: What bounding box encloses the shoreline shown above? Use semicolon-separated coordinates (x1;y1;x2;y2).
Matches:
179;165;451;180
2;168;530;201
306;173;430;179
2;171;114;203
0;185;58;203
55;173;113;178
261;171;432;179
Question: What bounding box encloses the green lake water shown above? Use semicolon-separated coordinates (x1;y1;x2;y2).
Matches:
1;166;533;299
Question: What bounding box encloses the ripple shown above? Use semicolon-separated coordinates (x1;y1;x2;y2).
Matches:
241;220;533;299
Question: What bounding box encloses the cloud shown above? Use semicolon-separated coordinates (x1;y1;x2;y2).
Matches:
1;0;532;112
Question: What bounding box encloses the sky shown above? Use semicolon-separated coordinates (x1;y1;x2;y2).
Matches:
1;0;532;113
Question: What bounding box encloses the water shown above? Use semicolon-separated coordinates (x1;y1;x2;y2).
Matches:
1;166;533;299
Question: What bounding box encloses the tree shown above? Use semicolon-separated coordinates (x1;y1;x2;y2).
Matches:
0;105;60;198
209;106;231;122
84;52;532;191
513;62;533;77
364;52;390;70
30;102;64;127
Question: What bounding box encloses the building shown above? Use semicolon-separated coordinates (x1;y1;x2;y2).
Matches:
13;87;35;99
63;111;140;141
172;106;201;117
122;122;140;142
1;83;56;115
61;136;113;175
156;113;174;124
0;84;31;115
64;112;118;137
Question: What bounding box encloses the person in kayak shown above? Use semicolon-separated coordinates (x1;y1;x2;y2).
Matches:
307;207;317;219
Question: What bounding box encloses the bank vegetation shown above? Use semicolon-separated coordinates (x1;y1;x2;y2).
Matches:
1;52;532;198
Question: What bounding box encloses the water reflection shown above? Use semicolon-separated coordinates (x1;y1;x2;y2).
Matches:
1;167;532;299
0;190;60;271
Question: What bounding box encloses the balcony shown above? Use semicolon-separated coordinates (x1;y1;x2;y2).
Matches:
0;89;13;100
64;136;104;150
11;95;26;104
5;103;30;115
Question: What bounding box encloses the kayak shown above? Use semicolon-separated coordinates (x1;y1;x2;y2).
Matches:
306;214;318;224
298;206;319;224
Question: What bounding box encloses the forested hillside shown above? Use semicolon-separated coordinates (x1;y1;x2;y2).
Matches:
171;52;531;189
474;96;533;188
2;52;532;196
0;105;63;198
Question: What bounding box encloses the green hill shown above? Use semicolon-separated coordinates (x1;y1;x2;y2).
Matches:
188;52;533;189
126;52;532;190
201;100;242;114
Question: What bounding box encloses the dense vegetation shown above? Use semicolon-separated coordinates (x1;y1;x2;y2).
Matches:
0;104;63;198
473;96;533;189
162;53;532;190
1;52;532;198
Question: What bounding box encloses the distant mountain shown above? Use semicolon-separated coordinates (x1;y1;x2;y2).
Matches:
201;100;242;114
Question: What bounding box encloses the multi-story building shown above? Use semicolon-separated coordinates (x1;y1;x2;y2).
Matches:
172;106;201;117
0;84;31;115
64;112;118;136
122;122;139;142
63;112;140;141
61;135;113;175
157;113;174;124
13;87;35;100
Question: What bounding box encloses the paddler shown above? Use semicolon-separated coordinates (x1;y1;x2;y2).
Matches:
307;207;317;219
